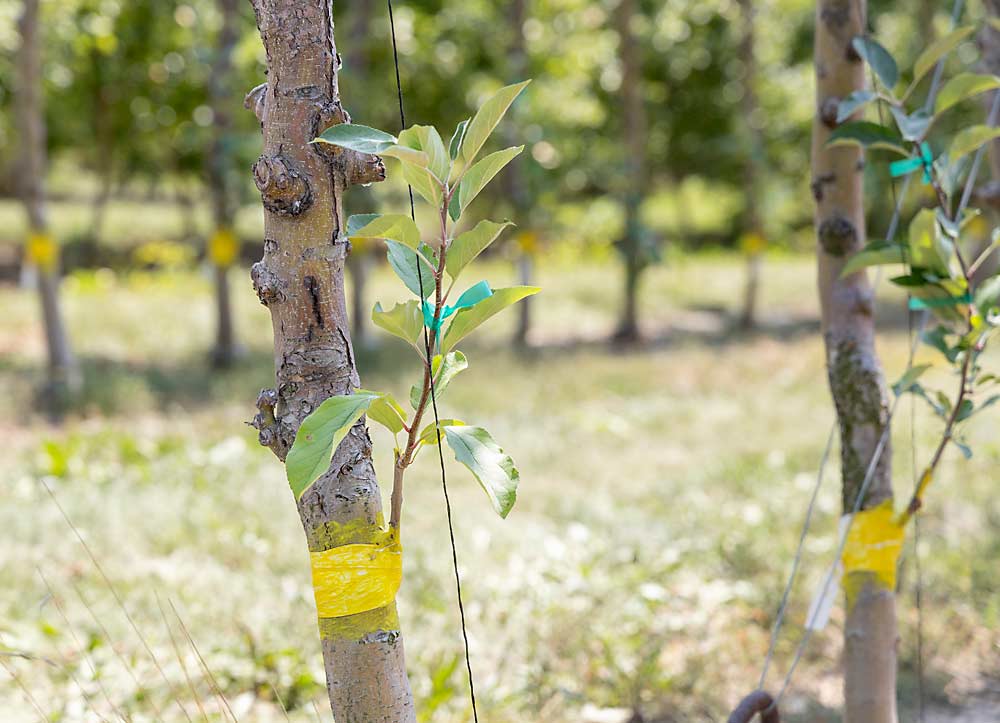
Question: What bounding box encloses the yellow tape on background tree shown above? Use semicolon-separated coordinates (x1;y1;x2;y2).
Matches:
738;231;767;255
842;499;905;592
208;227;240;267
25;231;59;272
311;532;403;618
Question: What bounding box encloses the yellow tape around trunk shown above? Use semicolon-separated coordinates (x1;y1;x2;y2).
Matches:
208;227;239;267
842;499;905;593
25;232;58;272
311;533;402;618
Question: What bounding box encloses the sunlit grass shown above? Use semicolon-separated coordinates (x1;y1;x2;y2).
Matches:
1;256;997;721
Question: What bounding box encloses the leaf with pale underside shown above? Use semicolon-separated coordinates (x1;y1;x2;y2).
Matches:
312;124;396;155
444;425;520;518
907;26;975;96
841;241;907;276
366;392;408;435
836;90;875;123
418;419;465;446
349;214;421;250
398;126;450;182
372;300;424;345
286;392;380;500
949;125;1000;164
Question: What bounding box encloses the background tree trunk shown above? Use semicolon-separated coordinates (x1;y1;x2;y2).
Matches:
812;2;897;722
614;0;647;342
509;0;534;348
246;1;416;719
207;0;241;367
739;0;764;330
344;0;374;350
17;0;79;399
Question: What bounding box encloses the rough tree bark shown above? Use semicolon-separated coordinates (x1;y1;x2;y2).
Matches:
812;1;897;721
614;0;647;342
508;0;534;347
17;0;78;397
245;1;416;719
207;0;241;367
738;0;764;330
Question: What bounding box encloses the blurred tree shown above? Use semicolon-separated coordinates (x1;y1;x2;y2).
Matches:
343;0;376;349
206;0;241;367
245;1;414;719
17;0;79;402
614;0;651;341
738;0;765;329
812;1;897;722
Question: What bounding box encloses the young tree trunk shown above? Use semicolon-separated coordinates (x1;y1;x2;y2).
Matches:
17;0;78;397
614;0;646;342
245;1;416;719
344;0;374;350
738;0;764;330
812;2;897;721
207;0;241;367
508;0;534;348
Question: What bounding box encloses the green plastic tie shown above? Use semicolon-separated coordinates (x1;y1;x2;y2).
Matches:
890;142;934;183
423;280;493;333
908;293;972;310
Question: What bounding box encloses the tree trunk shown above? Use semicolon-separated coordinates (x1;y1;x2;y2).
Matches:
17;0;78;398
245;1;416;719
614;0;646;342
207;0;241;368
508;0;534;348
812;2;897;722
739;0;764;330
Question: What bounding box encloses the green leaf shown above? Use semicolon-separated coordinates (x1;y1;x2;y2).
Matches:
949;125;1000;164
908;208;952;277
372;300;424;345
953;438;973;459
934;73;1000;115
286;392;379;499
398;125;450;182
446;220;513;279
401;161;443;207
441;286;540;353
852;36;898;91
974;276;1000;315
449;119;470;160
312;124;396;155
841;241;906;276
386;240;436;298
909;26;976;95
380;144;430;167
955;398;975;422
923;325;959;362
366;392;408;435
461;80;531;164
347;214;380;236
455;146;524;217
826;121;907;155
892;364;932;396
836;90;876;123
409;351;469;409
889;106;931;141
418;419;465;446
443;425;520;518
349;214;421;250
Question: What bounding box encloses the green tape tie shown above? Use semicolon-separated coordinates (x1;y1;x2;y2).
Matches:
423;280;493;333
890;142;934;183
908;293;972;310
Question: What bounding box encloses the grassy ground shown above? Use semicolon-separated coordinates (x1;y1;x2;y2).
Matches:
1;254;998;722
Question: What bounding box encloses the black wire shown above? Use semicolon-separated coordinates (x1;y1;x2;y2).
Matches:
386;2;480;720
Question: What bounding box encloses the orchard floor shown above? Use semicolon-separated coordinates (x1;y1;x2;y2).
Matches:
1;255;998;722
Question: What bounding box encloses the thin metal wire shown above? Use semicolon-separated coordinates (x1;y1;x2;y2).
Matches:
386;3;480;720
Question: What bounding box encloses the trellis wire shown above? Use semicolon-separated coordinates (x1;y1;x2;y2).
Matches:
386;2;481;721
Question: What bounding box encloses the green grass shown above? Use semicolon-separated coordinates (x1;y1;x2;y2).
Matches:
1;255;997;721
